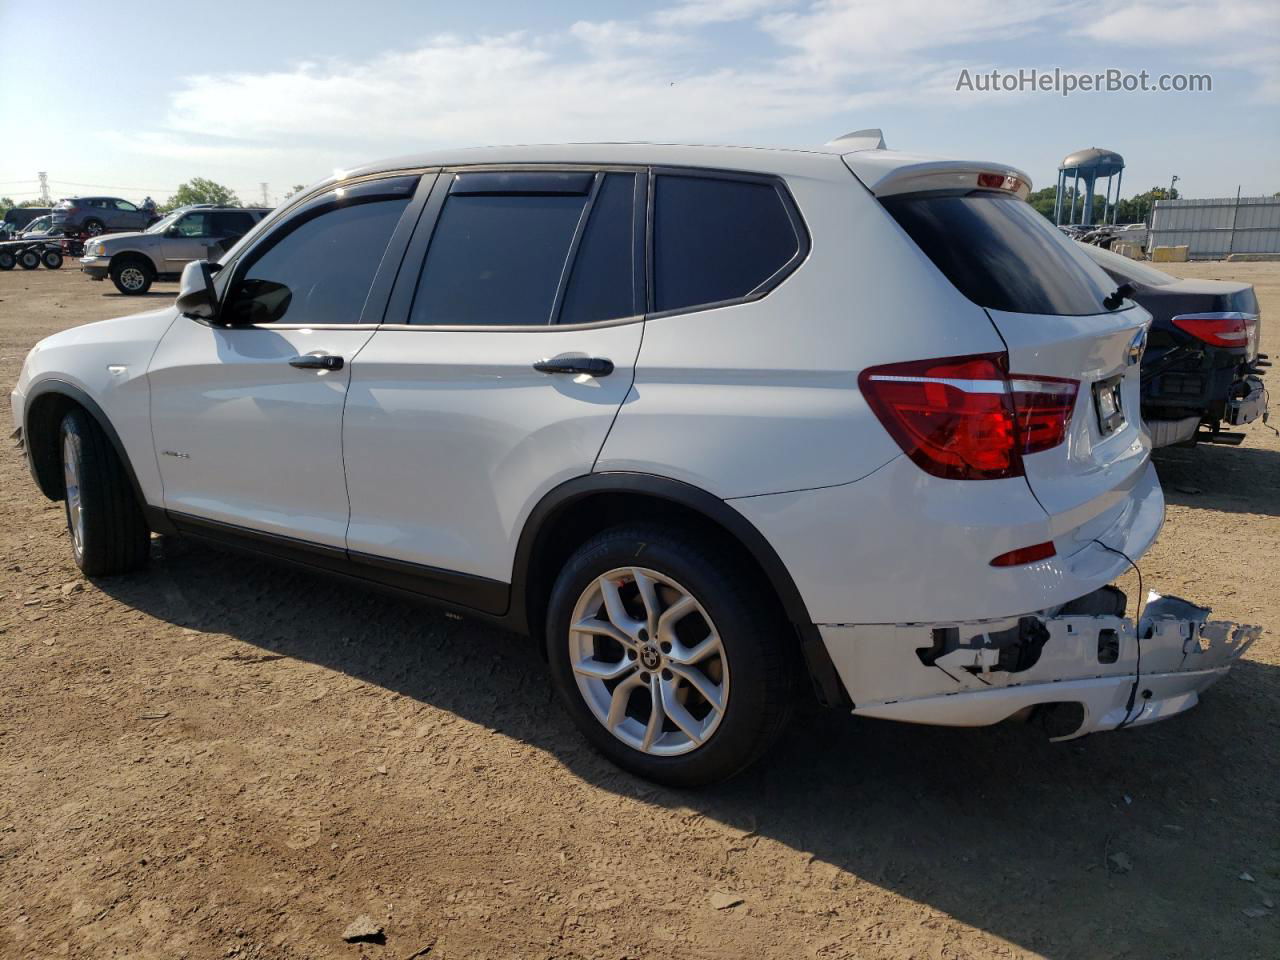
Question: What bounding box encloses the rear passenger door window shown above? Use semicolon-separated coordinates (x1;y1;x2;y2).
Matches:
652;173;803;314
408;171;639;327
212;211;257;238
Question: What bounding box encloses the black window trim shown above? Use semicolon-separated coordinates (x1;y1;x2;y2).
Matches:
382;163;650;332
206;172;435;330
646;165;811;321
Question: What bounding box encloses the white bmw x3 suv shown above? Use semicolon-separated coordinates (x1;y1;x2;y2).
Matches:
12;135;1258;785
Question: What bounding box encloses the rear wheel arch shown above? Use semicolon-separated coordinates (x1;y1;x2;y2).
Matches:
511;473;850;706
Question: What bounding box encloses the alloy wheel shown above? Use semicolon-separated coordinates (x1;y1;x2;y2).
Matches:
63;432;84;560
119;266;146;292
568;566;729;756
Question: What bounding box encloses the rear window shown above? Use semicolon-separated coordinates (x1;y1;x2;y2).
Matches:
881;192;1115;316
653;174;802;314
1078;242;1176;287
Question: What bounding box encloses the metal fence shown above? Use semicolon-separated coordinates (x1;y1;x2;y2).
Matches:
1149;195;1280;259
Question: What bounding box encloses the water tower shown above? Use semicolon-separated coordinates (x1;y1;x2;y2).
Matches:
1055;147;1125;226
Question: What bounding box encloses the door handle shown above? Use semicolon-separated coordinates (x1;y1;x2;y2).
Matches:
289;354;344;371
532;357;614;377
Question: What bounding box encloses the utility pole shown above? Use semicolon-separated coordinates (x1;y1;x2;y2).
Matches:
1168;174;1179;200
260;182;270;206
38;172;50;205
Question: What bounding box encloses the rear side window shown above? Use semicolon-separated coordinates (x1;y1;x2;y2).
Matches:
212;211;256;236
653;174;801;313
881;192;1114;315
222;197;409;325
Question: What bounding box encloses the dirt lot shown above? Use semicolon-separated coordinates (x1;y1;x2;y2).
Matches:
1;262;1277;960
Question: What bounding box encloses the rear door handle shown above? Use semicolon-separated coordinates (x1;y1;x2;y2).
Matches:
289;354;344;371
532;357;614;377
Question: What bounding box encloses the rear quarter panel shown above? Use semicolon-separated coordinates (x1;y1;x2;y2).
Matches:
596;158;1009;498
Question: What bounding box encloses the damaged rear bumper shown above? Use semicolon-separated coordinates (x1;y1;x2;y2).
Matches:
822;593;1260;740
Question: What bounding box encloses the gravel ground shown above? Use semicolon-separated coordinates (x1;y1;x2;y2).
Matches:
1;262;1277;959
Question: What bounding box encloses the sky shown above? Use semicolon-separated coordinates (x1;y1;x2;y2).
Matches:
1;0;1277;208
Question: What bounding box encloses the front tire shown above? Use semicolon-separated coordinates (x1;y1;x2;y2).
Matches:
545;524;793;786
110;257;153;295
59;408;150;577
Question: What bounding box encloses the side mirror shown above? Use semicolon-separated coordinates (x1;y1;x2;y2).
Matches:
176;260;219;320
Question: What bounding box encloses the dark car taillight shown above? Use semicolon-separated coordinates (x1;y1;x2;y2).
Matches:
1171;312;1251;351
859;353;1079;480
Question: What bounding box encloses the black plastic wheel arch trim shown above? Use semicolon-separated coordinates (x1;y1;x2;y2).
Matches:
508;471;852;708
22;379;175;534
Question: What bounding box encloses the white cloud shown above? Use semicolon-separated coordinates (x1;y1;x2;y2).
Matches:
160;32;856;151
123;0;1276;169
1076;0;1278;46
762;0;1071;74
654;0;797;27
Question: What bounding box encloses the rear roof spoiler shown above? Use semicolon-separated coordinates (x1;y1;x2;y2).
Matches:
844;152;1033;201
823;131;1032;200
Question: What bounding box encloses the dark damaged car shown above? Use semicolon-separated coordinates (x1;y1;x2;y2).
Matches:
1080;243;1269;447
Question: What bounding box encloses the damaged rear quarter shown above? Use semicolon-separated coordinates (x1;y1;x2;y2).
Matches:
822;589;1260;739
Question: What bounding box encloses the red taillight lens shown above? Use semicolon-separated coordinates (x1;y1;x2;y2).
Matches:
1172;312;1249;348
977;172;1024;192
990;541;1057;566
859;353;1078;480
1009;375;1079;454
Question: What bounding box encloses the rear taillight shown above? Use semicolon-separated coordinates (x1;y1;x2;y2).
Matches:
859;353;1078;481
1172;312;1250;349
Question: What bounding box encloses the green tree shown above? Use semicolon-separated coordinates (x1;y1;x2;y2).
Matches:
1027;185;1105;224
0;196;14;212
284;183;307;200
1114;186;1180;225
164;178;240;211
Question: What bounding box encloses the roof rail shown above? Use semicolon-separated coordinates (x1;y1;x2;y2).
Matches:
824;128;886;152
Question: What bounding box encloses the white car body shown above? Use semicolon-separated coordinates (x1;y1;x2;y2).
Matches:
12;137;1258;754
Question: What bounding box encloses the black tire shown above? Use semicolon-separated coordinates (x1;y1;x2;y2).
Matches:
58;408;150;577
84;218;105;236
18;249;41;269
41;249;63;269
0;250;14;270
110;257;154;295
545;523;793;787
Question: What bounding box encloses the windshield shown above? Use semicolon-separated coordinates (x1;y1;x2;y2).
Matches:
146;211;184;233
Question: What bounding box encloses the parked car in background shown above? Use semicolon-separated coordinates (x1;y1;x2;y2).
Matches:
51;196;158;236
17;214;57;238
1;206;52;239
1079;242;1268;447
79;206;270;294
13;140;1258;785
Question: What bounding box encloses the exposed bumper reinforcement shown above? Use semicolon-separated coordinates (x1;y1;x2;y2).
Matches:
822;593;1260;740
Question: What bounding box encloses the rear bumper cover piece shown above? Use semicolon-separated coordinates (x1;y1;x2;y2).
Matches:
821;593;1259;740
1225;375;1268;427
